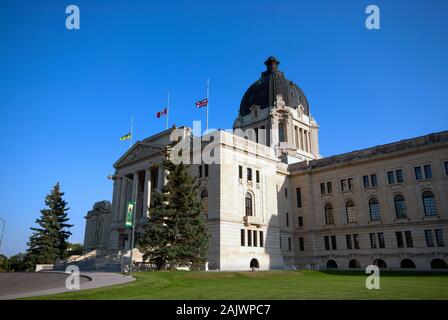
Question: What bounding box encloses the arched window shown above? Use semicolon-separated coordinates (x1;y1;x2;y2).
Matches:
422;191;437;216
369;198;381;221
373;259;387;269
324;204;334;225
431;259;448;269
278;122;285;142
400;259;416;269
201;190;208;218
245;193;253;216
394;194;407;219
326;260;337;269
346;200;356;223
349;259;361;269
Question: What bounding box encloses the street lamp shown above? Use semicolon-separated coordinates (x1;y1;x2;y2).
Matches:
107;174;136;276
0;218;6;253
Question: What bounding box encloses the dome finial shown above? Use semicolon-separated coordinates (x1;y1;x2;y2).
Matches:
264;56;280;72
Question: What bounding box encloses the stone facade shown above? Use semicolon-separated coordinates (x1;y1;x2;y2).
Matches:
84;57;448;271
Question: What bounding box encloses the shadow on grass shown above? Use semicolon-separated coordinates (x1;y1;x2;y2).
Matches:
318;269;448;277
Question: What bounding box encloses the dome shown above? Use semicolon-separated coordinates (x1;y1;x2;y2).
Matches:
239;56;310;117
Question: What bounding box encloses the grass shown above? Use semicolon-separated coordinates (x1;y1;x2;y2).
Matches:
26;270;448;300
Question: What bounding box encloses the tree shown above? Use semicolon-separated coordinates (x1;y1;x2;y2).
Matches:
0;254;7;272
7;253;27;272
64;242;83;258
25;183;73;268
139;157;209;270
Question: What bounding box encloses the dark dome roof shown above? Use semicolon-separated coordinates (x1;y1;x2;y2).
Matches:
239;56;310;117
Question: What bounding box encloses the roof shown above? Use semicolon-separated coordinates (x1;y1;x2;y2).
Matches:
239;56;310;116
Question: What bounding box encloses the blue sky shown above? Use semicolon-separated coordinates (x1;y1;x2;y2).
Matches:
0;0;447;257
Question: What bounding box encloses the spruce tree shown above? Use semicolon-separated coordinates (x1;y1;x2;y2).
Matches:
25;183;73;267
139;158;209;270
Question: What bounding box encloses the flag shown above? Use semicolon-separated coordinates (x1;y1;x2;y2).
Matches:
120;133;131;141
195;98;208;108
157;107;167;118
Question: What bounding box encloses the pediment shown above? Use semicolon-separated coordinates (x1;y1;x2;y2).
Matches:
114;141;163;168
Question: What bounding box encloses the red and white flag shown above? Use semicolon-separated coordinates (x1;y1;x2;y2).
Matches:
195;98;208;108
156;107;167;118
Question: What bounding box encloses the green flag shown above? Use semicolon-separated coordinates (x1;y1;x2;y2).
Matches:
125;201;135;228
120;133;131;141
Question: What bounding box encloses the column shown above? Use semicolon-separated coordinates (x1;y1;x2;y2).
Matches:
158;166;164;191
143;168;151;218
111;177;122;223
119;178;128;223
299;128;303;151
306;131;311;153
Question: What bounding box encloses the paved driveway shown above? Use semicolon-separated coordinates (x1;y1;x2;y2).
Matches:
0;272;90;297
0;272;134;299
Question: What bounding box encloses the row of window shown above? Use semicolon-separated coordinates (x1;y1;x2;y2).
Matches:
238;165;260;183
323;230;444;251
240;229;264;247
318;162;448;195
323;190;438;226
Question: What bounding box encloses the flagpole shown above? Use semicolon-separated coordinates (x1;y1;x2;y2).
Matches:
166;91;170;130
206;77;209;132
130;115;134;148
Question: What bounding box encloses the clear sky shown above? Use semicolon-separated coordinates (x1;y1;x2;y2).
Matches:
0;0;447;257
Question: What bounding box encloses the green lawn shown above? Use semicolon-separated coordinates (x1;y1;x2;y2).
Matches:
27;270;448;300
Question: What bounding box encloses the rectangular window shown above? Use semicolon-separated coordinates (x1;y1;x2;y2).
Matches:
331;235;337;250
396;169;404;183
241;229;245;246
341;179;347;191
363;175;370;188
445;161;448;175
405;231;413;248
248;229;252;246
320;183;326;195
396;231;404;248
387;171;395;184
346;234;352;250
371;174;378;187
299;237;304;251
348;178;353;190
284;188;288;198
296;188;302;208
288;237;292;251
239;165;243;179
259;231;264;247
352;234;359;249
327;182;332;194
256;170;260;183
414;166;423;180
424;165;432;179
324;236;330;251
286;212;289;227
298;216;303;227
369;233;377;249
204;164;209;177
247;168;252;181
378;232;385;248
425;230;434;247
253;230;258;247
198;165;203;178
435;229;445;247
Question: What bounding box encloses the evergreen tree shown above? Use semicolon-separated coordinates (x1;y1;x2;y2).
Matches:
25;183;73;267
139;157;209;270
